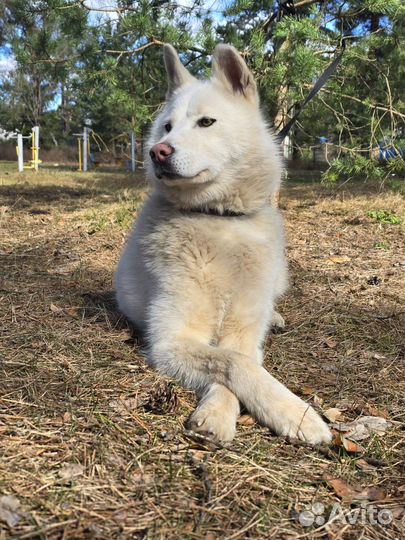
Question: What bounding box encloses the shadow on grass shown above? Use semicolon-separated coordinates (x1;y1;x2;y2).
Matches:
0;170;147;211
284;175;403;201
80;289;145;346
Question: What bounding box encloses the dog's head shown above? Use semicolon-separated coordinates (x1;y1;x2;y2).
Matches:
146;44;282;213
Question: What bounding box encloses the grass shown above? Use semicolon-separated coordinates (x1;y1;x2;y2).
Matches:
367;209;403;225
0;162;404;539
375;241;391;251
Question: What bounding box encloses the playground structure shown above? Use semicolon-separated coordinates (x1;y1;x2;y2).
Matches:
6;124;137;172
74;127;93;172
75;127;137;172
14;126;41;172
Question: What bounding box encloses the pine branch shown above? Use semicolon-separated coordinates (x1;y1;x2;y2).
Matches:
312;86;405;120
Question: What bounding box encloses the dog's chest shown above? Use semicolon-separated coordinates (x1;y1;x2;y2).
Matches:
150;215;273;287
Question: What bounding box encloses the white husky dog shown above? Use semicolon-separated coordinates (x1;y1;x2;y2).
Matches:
115;44;331;444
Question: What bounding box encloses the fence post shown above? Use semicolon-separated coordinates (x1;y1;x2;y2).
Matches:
130;131;136;173
83;127;88;172
32;126;40;171
17;134;24;172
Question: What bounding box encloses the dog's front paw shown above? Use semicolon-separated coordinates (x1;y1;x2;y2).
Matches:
278;403;332;444
271;311;285;330
187;406;236;443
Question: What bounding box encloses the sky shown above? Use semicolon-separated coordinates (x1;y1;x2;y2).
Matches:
0;57;16;74
0;43;16;75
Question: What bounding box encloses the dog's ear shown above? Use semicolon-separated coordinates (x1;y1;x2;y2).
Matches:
164;44;196;97
212;44;257;103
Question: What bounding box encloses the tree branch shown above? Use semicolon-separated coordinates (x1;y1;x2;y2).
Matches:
314;86;405;120
24;39;205;66
262;0;322;33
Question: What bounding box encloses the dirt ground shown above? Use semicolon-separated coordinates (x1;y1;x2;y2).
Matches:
1;162;404;540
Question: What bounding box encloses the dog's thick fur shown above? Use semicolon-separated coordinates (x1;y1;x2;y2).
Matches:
115;44;331;444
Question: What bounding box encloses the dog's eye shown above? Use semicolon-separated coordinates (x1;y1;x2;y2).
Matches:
164;122;172;133
197;117;216;128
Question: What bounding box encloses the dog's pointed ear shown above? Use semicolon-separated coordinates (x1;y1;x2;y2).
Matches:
212;44;257;103
164;44;196;97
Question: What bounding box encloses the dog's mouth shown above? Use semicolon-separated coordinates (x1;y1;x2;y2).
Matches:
155;168;210;186
156;170;181;180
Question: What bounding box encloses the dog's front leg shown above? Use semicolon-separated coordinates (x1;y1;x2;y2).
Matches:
149;335;331;445
185;320;267;442
187;383;240;442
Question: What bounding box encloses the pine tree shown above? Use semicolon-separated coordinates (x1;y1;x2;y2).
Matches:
1;0;403;179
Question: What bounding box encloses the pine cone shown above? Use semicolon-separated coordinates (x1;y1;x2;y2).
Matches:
144;381;179;414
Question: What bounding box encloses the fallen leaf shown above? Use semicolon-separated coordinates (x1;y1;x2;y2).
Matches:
313;394;324;406
65;307;79;318
326;255;351;264
391;506;405;519
323;474;387;503
325;337;338;349
332;422;370;441
355;486;387;502
323;475;355;501
58;463;84;481
54;411;73;426
50;303;63;314
0;495;22;528
333;433;366;453
63;411;72;423
331;416;390;440
109;397;138;415
324;407;345;422
356;458;377;472
358;416;391;435
342;437;366;453
237;414;255;425
132;470;153;484
372;352;386;360
366;404;389;419
189;449;207;460
302;385;315;395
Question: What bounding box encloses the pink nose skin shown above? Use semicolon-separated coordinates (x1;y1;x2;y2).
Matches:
149;143;174;164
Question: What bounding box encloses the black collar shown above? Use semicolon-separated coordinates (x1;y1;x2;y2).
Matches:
187;207;246;217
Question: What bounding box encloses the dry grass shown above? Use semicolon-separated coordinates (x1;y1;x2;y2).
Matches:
1;163;404;540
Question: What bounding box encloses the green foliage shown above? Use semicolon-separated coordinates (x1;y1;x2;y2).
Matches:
273;15;322;43
367;210;403;225
364;0;404;15
115;202;138;229
322;156;385;184
374;241;391;250
323;154;405;186
86;201;139;232
86;210;110;233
